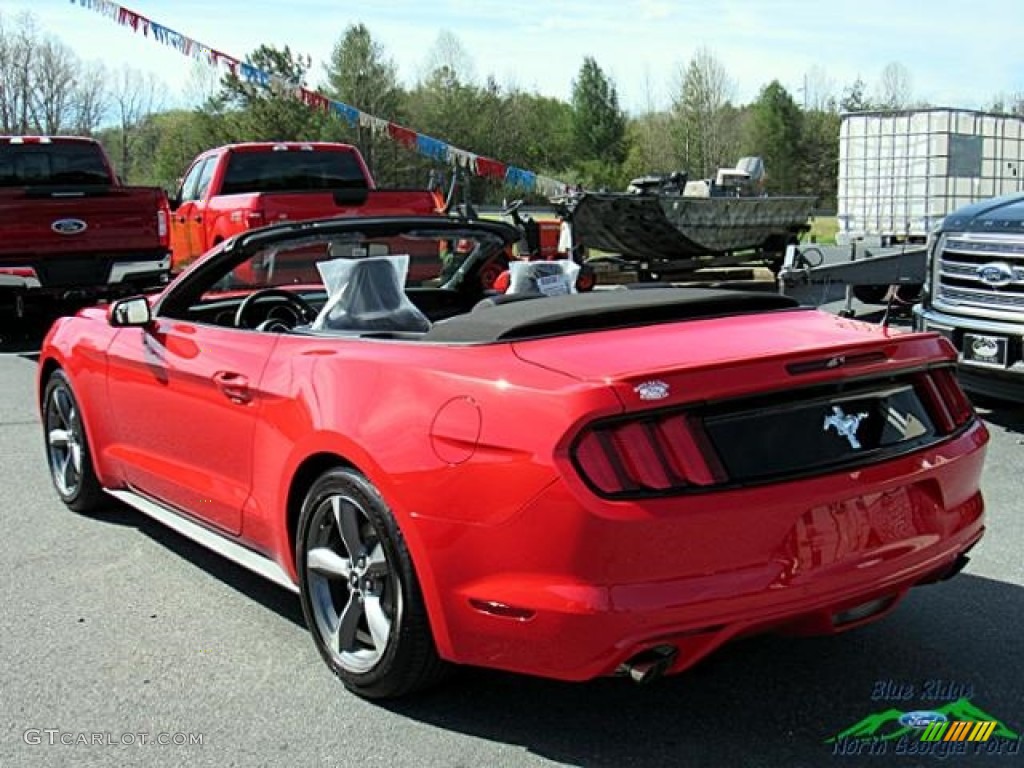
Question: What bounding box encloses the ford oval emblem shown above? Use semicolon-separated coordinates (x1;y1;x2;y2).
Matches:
898;711;948;729
977;262;1015;287
51;218;88;235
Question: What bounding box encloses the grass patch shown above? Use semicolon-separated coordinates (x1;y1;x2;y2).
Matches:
805;216;838;245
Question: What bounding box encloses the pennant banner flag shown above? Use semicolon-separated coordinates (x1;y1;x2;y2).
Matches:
70;0;568;196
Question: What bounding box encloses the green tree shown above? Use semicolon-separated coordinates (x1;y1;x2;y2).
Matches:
840;77;870;112
569;56;628;174
323;24;402;179
798;108;840;210
672;48;736;179
217;44;330;141
744;81;803;194
405;32;479;161
512;91;575;173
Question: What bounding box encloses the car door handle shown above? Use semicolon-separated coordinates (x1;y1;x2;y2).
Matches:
212;371;251;404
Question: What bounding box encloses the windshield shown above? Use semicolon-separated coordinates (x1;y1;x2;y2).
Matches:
203;228;502;298
0;142;111;187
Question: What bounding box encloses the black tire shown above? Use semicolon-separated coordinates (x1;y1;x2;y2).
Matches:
852;284;891;305
296;467;447;699
42;369;103;514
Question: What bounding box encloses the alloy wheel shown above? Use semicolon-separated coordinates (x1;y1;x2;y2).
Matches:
46;384;84;498
305;494;400;674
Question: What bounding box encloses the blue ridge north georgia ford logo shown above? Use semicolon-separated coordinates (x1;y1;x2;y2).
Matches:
51;218;88;235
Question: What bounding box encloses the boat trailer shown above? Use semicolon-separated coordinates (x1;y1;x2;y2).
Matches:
776;241;927;315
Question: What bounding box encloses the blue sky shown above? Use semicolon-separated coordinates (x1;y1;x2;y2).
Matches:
5;0;1023;113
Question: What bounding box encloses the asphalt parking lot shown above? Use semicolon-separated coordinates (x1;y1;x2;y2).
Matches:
1;305;1022;768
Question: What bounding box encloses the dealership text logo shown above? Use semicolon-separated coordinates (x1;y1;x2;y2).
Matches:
827;688;1020;759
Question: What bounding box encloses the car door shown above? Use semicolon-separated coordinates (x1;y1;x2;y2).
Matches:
187;157;218;262
105;317;276;536
171;156;217;270
170;159;206;271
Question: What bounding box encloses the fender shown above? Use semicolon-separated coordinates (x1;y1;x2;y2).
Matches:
38;314;125;489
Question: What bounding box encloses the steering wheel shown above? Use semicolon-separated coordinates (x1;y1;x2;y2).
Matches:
234;288;317;330
500;199;524;217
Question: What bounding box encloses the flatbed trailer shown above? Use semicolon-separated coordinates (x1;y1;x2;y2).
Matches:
776;241;927;315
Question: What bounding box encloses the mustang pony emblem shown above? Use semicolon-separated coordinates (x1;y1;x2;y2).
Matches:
823;405;869;449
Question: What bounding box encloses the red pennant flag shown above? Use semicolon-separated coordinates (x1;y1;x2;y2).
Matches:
388;123;418;149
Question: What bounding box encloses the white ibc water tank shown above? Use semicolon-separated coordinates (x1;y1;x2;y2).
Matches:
837;108;1024;244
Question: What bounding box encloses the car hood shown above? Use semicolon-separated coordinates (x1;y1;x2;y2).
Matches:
943;192;1024;232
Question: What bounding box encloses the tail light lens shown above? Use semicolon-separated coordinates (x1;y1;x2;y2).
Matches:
156;208;169;246
915;367;975;434
246;210;266;228
573;414;726;497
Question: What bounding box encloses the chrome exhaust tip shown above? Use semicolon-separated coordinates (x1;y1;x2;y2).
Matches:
616;645;677;684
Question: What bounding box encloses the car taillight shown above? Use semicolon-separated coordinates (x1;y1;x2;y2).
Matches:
0;266;38;278
916;368;975;433
246;210;266;228
156;209;169;245
572;414;726;496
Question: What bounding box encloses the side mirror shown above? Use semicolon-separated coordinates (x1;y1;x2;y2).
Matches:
109;296;152;327
168;178;185;211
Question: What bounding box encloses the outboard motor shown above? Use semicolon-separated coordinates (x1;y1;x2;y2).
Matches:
626;171;688;196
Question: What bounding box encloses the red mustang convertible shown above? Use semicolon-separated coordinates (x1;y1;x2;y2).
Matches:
39;216;988;699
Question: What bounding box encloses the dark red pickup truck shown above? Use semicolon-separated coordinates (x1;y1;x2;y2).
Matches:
170;142;442;271
0;136;171;314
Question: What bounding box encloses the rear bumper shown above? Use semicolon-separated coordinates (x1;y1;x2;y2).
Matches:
423;421;988;681
0;252;170;298
0;268;42;290
914;304;1024;402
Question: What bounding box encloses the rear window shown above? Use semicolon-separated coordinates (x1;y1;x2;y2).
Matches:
0;142;111;187
220;149;368;195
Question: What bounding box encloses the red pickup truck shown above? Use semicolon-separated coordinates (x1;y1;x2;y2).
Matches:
170;142;442;271
0;136;171;314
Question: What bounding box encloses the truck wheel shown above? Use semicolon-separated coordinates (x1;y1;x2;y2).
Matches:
852;285;891;305
43;370;104;514
296;467;447;699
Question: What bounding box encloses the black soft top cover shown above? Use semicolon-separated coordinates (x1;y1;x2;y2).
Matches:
422;287;801;343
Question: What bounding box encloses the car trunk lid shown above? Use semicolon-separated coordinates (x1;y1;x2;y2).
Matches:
512;309;950;403
514;309;972;496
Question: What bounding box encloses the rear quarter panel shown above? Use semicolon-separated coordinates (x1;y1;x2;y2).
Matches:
243;336;623;645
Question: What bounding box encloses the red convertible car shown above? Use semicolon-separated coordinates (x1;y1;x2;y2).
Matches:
39;216;988;699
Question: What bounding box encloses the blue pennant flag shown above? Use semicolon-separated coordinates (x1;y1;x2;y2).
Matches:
416;134;449;162
504;166;537;191
331;102;360;127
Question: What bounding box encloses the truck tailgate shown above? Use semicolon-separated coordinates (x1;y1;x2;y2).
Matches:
0;186;166;258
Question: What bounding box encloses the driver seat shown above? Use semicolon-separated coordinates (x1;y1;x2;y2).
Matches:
320;258;431;333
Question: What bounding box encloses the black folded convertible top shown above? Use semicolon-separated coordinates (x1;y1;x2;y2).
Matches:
422;287;801;343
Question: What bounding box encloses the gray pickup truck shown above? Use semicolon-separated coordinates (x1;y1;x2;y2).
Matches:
913;193;1024;401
